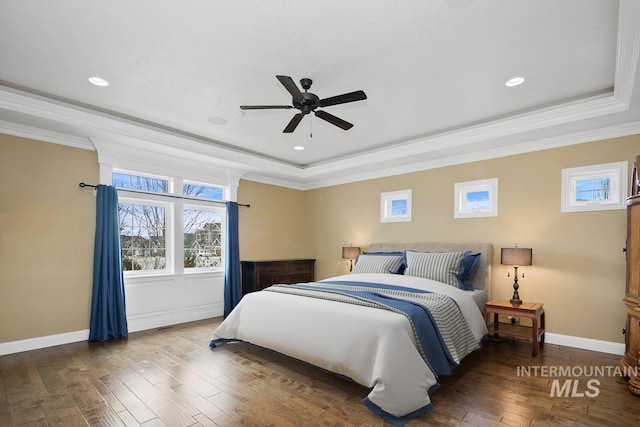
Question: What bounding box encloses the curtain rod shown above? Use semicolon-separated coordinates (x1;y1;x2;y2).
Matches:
79;183;250;207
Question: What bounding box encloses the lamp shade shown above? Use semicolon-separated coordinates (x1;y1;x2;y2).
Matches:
501;247;532;266
342;246;361;259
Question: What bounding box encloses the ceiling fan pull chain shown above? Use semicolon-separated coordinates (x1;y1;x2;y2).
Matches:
310;114;313;138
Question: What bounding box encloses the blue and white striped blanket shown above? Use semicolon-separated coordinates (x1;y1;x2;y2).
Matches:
211;273;487;426
263;280;480;377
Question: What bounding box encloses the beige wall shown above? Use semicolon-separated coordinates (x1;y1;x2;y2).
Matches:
0;134;98;342
237;180;310;260
2;131;638;346
305;135;639;343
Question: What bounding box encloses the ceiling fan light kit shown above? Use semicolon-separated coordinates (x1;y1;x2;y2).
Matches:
240;75;367;133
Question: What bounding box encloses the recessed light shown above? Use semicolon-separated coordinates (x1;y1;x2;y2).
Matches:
294;146;305;151
505;77;525;87
88;76;109;87
207;116;227;125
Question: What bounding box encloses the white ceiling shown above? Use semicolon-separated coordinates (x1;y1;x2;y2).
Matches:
1;0;639;189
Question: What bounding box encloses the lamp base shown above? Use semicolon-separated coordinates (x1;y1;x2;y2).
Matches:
510;266;522;305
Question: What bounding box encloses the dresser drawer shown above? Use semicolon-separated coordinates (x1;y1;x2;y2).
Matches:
241;259;315;294
287;260;314;275
256;263;287;276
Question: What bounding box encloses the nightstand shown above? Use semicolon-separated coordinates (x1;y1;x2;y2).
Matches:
484;299;545;356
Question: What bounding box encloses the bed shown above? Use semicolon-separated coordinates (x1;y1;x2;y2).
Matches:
210;242;493;425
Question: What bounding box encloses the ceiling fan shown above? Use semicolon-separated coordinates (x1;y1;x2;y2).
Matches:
240;75;367;133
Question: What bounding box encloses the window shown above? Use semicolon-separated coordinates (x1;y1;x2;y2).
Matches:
113;172;168;193
454;178;498;218
119;202;168;272
561;161;628;212
183;182;224;200
381;189;412;223
183;207;223;269
113;171;227;274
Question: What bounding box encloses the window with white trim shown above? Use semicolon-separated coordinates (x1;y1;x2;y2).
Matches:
381;189;412;223
112;171;227;275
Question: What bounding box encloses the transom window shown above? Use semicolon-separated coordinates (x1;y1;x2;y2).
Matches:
113;172;169;193
381;189;412;223
575;178;611;202
183;182;224;200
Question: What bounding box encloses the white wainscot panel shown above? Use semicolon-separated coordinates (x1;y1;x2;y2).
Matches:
125;276;175;318
124;273;225;333
184;274;225;313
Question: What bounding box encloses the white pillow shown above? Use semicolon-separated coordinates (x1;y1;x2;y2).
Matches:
404;251;466;287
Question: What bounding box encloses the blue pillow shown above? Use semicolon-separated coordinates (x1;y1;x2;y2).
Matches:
360;251;405;273
458;252;481;290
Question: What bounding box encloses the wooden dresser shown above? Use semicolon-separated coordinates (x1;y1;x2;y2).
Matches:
241;259;315;295
621;155;640;395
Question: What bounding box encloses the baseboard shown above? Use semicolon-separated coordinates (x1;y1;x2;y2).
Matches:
545;332;625;355
0;329;90;356
1;327;625;357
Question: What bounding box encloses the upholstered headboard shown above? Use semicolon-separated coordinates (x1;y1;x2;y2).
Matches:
366;242;494;293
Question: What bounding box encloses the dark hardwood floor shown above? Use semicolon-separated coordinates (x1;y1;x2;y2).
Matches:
1;318;639;426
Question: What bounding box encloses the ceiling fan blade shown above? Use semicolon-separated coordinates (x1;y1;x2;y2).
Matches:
283;113;305;133
315;110;353;130
276;75;304;102
240;105;293;110
319;90;367;108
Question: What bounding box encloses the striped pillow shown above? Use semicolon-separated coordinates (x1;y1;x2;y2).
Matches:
351;254;403;274
404;251;466;287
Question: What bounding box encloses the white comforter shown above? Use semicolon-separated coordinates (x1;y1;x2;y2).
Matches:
211;273;487;422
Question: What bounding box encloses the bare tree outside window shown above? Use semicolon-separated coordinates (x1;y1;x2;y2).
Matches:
182;182;224;269
119;203;166;271
113;173;226;272
576;178;611;202
184;209;222;268
114;173;169;272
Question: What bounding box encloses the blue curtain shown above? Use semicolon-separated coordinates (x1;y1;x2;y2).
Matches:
224;201;242;317
89;185;128;341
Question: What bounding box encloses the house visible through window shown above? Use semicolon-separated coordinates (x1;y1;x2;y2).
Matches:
119;202;167;272
113;172;227;274
184;208;222;269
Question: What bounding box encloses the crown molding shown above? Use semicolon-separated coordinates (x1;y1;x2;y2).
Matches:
0;119;94;150
0;0;638;190
301;92;621;178
0;85;303;176
91;137;247;187
301;121;640;190
614;0;640;106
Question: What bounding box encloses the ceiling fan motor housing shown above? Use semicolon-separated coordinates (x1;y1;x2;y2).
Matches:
239;75;366;132
294;92;320;115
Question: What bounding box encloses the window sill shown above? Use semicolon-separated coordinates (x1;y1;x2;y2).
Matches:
124;270;224;282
